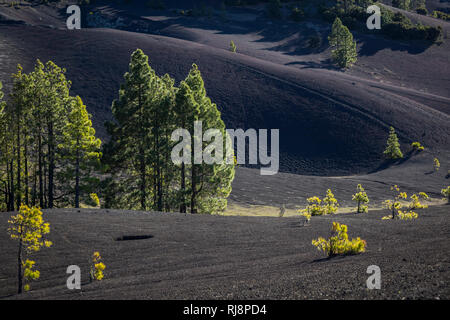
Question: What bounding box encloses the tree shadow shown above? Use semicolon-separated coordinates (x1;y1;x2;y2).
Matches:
368;150;414;174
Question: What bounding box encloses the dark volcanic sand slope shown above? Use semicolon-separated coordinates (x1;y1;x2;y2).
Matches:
0;25;449;175
0;208;449;299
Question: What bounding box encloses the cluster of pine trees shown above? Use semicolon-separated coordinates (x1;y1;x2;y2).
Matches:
102;49;235;214
0;50;235;214
0;61;101;212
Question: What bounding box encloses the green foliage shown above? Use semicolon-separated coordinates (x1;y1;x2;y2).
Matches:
312;222;366;257
1;61;102;211
441;186;450;204
105;50;235;214
433;158;440;171
301;189;339;216
8;205;52;293
431;10;450;21
411;141;424;152
328;17;358;68
382;185;423;220
409;192;429;209
352;184;369;213
59;96;102;208
383;126;403;159
230;40;237;53
90;252;105;281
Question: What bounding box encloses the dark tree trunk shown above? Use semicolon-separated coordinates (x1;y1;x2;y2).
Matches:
48;122;54;209
180;162;186;213
75;143;80;208
17;238;22;294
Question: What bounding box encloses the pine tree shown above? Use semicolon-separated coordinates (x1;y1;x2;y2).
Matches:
328;17;358;68
383;126;403;159
106;49;177;211
59;96;101;208
181;64;235;214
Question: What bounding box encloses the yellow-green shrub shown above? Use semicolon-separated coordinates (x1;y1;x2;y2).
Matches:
409;192;429;209
434;158;440;171
411;141;424;152
300;189;339;216
352;184;369;213
312;222;366;257
8;205;52;293
90;251;106;281
442;186;450;203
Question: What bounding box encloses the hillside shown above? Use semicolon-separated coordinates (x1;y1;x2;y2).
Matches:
1;1;449;175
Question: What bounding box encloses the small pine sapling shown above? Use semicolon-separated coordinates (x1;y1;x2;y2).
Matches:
90;252;106;281
441;186;450;204
312;222;366;257
8;205;52;293
434;158;440;172
352;184;369;213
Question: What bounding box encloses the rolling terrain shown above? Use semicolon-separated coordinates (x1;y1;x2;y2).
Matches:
0;206;449;299
0;0;449;300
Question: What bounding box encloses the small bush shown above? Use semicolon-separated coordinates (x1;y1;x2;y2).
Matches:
90;252;106;281
301;189;339;216
411;141;424;152
434;158;440;171
230;40;237;53
312;222;366;257
432;10;450;21
409;192;429;209
441;186;450;203
352;184;369;213
382;185;423;220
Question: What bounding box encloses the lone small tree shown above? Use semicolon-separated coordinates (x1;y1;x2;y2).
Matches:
230;40;237;53
8;205;52;293
441;186;450;204
352;184;369;213
383;126;403;159
433;158;440;172
328;17;358;68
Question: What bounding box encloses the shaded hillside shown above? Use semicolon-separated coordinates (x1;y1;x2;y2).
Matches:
0;24;449;175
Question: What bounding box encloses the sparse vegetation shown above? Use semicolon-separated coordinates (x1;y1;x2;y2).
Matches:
301;189;339;216
411;141;424;152
434;158;440;171
409;192;429;209
328;17;358;68
7;205;52;293
383;127;403;159
441;186;450;203
230;40;237;53
352;184;369;213
382;185;424;220
90;251;106;281
312;222;366;257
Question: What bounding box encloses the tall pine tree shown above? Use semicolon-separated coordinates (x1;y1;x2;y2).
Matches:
328;17;358;68
59;96;102;208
